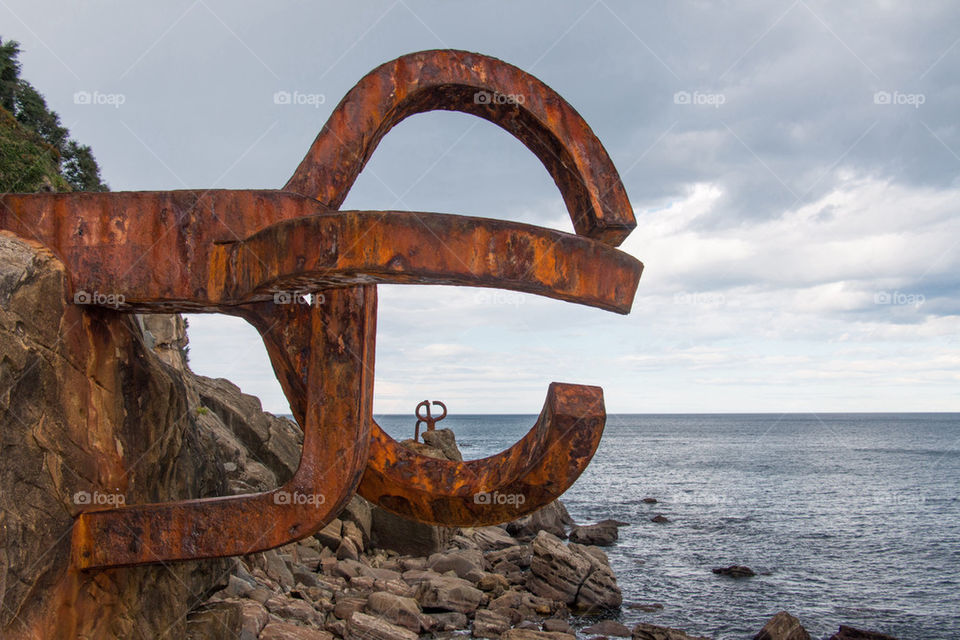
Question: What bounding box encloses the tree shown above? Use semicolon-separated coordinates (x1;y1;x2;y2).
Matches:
0;39;20;113
62;141;108;192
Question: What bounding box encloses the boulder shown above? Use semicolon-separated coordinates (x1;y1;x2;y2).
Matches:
347;612;419;640
264;595;323;626
473;609;512;638
506;500;574;539
528;532;621;613
713;565;755;578
427;549;485;582
421;428;463;461
415;575;484;614
827;625;899;640
432;612;469;631
0;233;231;638
365;591;424;632
583;620;632;637
641;497;658;504
650;515;670;523
754;612;811;640
631;622;711;640
569;522;619;546
471;526;520;550
184;600;244;639
316;518;344;550
543;618;575;633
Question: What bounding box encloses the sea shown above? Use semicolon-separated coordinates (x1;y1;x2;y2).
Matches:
373;413;960;640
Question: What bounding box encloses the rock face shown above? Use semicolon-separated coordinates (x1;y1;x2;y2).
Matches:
754;611;811;640
0;233;230;638
527;531;621;613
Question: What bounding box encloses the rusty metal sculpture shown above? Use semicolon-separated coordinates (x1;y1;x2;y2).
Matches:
0;50;643;569
415;400;447;442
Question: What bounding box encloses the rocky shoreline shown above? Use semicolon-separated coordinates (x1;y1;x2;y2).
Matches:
0;233;900;639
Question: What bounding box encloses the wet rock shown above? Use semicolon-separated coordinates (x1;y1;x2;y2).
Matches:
583;620;632;637
628;603;664;613
569;522;619;546
712;565;755;578
416;575;484;614
754;611;811;640
631;622;711;640
543;618;575;633
261;621;334;640
506;500;574;540
641;497;658;504
473;609;512;638
347;612;419;640
827;625;899;640
650;515;670;523
365;591;424;632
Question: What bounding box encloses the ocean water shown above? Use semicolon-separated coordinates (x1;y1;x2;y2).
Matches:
374;413;960;640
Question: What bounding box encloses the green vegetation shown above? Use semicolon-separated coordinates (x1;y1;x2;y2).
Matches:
0;37;108;193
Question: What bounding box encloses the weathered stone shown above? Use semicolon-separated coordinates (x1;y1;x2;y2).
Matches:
427;549;485;582
569;522;619;546
431;611;469;631
365;591;424;632
265;594;322;626
753;611;811;640
471;526;519;550
334;595;368;620
506;500;575;540
421;428;463;461
528;532;621;613
416;575;484;614
827;625;899;640
185;599;243;639
343;519;365;553
347;612;419;640
0;234;231;638
487;544;533;568
473;609;511;638
238;600;269;640
340;495;373;545
261;621;334;640
543;618;575;633
264;549;296;587
316;518;344;550
650;515;670;523
337;535;361;561
632;623;711;640
583;620;631;637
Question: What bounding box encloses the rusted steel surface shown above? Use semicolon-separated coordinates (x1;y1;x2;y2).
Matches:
0;49;643;569
414;400;447;442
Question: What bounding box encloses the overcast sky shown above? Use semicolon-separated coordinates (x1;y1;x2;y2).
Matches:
4;1;958;413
